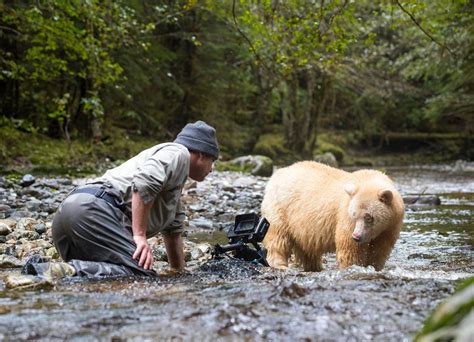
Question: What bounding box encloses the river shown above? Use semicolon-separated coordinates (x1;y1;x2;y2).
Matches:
0;165;473;341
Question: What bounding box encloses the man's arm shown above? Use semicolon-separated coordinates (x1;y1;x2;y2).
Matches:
163;232;185;271
131;191;154;270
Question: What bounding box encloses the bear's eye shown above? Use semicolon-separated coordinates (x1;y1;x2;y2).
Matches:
364;214;374;223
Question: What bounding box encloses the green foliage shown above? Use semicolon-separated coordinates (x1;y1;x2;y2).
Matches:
253;131;292;163
0;0;472;166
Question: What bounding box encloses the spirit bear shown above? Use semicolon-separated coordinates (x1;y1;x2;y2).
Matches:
261;161;404;271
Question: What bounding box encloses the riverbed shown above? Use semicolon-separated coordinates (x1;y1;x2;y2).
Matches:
0;164;473;341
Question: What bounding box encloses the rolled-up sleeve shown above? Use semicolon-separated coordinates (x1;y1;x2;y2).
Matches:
163;200;186;234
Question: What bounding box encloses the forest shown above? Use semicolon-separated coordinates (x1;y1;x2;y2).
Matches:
1;0;472;170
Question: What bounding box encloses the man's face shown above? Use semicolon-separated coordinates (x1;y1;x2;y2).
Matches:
189;152;214;181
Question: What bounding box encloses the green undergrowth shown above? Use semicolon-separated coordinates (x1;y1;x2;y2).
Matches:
0;126;157;176
1;126;470;177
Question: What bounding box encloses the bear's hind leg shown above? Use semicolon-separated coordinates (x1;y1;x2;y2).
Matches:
264;224;293;269
293;246;323;272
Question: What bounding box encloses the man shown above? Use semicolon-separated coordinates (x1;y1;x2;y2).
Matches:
41;120;218;277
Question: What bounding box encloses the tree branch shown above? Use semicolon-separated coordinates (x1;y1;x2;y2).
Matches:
394;0;456;57
232;0;268;71
0;25;21;35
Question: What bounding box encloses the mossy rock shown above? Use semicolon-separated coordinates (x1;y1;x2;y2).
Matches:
216;155;274;177
313;152;338;167
314;137;346;162
414;276;474;342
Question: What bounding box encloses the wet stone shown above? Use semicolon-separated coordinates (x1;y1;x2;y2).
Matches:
41;179;60;189
0;255;24;268
189;217;214;230
4;273;53;290
9;210;36;220
26;199;42;211
0;223;11;236
0;204;11;212
16;217;39;231
34;223;47;235
408;253;435;260
19;174;36;187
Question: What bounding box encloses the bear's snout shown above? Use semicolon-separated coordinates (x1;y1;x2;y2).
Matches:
351;232;361;242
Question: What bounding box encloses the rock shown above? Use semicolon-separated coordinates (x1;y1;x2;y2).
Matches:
34;223;47;235
191;243;212;260
0;204;11;212
451;160;474;173
189;204;205;212
42;179;60;189
152;245;168;262
0;223;11;236
233;176;257;188
4;273;53;290
0;219;16;230
225;155;274;177
45;247;59;259
313;152;338;167
9;210;35;220
26;199;42;212
415;277;474;341
57;178;73;186
189;217;214;230
16;217;39;231
408;253;435;260
0;255;24;268
404;196;441;206
19;174;36;187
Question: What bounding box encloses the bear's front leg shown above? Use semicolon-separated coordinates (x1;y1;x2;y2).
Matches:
367;228;400;271
335;227;369;268
263;225;293;269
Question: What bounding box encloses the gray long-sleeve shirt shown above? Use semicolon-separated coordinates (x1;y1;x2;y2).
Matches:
94;143;190;237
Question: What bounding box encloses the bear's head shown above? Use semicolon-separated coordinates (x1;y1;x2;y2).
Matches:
344;182;404;244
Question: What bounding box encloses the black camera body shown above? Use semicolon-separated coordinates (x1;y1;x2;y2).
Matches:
212;213;270;266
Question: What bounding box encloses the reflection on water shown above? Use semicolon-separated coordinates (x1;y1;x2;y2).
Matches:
0;166;473;341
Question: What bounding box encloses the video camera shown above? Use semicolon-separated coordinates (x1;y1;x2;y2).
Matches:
212;213;270;266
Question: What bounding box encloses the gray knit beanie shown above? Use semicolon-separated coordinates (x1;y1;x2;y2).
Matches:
174;120;219;160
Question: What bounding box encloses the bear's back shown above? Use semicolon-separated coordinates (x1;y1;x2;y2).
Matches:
262;161;350;216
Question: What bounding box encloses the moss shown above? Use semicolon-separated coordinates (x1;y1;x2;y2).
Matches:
215;160;254;173
314;136;347;162
253;133;291;161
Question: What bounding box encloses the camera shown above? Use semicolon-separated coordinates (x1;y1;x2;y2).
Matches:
228;213;269;244
212;213;270;266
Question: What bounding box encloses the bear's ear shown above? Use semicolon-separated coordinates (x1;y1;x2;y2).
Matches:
344;183;357;196
378;189;393;205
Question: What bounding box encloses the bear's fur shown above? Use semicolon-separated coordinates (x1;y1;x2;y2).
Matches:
261;161;404;271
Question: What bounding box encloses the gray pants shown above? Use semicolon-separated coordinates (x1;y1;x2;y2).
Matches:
52;184;156;277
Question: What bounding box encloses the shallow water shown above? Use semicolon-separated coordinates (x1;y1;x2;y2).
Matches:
0;165;473;341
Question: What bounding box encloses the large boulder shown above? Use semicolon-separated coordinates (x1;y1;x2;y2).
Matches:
217;155;274;177
313;152;338;168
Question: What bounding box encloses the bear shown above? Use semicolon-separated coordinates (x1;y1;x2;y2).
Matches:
261;161;404;271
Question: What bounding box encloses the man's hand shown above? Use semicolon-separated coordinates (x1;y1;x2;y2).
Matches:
133;235;154;270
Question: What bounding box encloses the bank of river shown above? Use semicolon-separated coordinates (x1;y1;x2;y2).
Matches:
0;163;473;341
